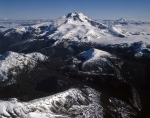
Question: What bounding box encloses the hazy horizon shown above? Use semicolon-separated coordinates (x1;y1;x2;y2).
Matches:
0;0;150;21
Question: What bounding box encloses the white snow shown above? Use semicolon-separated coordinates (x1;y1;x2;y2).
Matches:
79;48;111;61
93;19;150;45
108;24;126;37
0;51;46;81
45;12;150;45
79;48;111;66
46;12;110;41
26;52;46;61
0;87;103;118
78;48;117;73
0;86;137;118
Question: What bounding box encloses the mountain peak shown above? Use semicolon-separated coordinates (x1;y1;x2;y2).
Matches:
61;12;90;23
72;11;78;15
65;12;79;18
118;18;126;22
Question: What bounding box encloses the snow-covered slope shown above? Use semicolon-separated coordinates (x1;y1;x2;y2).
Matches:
108;24;126;37
78;48;121;75
79;48;113;63
46;12;110;41
0;86;137;118
0;51;46;81
79;48;111;63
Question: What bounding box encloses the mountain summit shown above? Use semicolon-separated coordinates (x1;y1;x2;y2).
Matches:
0;12;125;53
61;12;91;23
118;18;126;22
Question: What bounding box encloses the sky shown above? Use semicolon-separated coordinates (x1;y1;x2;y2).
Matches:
0;0;150;20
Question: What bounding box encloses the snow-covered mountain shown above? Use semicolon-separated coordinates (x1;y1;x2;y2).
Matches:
0;12;150;117
0;86;138;118
0;51;46;81
78;48;117;72
117;18;126;22
0;12;128;53
0;12;149;54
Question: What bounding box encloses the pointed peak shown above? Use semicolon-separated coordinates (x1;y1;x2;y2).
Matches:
118;18;126;22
